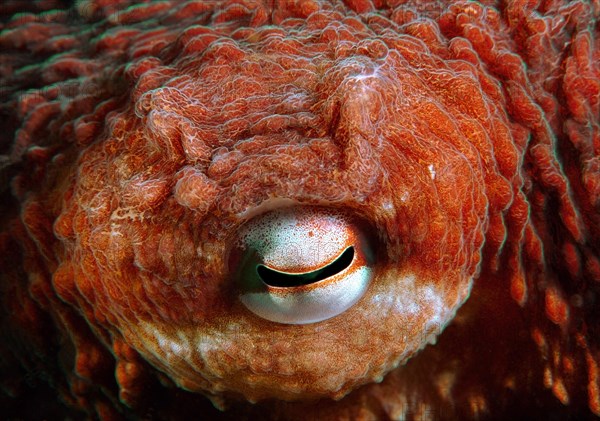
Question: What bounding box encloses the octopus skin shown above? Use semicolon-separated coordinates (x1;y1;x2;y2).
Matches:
0;0;599;420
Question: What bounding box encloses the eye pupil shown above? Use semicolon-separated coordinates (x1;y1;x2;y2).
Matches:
257;246;355;288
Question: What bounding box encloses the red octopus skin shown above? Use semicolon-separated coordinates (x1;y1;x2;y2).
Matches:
0;0;599;419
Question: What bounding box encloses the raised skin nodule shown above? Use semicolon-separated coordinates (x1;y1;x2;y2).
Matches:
0;1;598;420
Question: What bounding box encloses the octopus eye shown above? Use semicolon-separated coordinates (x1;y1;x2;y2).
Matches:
232;206;374;325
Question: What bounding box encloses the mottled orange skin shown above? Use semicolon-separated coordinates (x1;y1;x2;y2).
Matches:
0;0;599;420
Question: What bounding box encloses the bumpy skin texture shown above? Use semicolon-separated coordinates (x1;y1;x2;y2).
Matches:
0;0;599;420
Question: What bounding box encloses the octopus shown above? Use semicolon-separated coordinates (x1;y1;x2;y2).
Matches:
0;0;599;419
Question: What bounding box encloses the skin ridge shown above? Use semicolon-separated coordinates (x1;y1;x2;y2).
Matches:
0;0;598;420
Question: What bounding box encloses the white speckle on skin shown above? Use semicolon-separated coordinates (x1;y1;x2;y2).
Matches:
421;285;444;326
145;325;191;360
428;164;436;180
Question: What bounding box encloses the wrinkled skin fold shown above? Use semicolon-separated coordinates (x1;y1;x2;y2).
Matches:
0;1;599;420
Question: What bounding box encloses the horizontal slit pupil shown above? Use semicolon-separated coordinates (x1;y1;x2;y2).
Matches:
257;246;355;288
